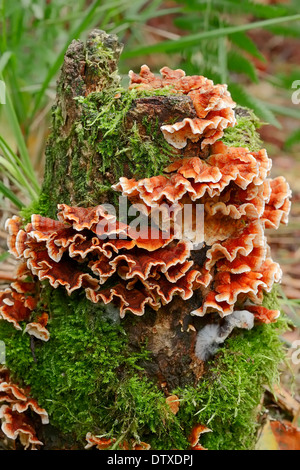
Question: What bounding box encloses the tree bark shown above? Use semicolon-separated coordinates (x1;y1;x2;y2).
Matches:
41;29;265;397
41;30;216;391
43;30;210;217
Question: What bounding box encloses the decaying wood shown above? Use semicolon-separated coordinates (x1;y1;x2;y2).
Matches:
56;29;122;138
43;30;211;214
42;29;211;390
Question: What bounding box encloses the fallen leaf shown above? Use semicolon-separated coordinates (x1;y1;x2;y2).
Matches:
166;395;180;415
256;420;280;450
270;420;300;450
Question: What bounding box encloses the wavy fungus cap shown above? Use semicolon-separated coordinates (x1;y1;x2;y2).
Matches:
0;369;49;425
0;368;49;449
189;423;212;449
0;405;44;449
129;65;236;149
244;305;281;324
112;143;272;207
24;313;50;342
85;432;116;450
5;207;205;317
0;285;37;331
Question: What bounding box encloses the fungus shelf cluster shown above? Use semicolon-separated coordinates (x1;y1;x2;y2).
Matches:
5;206;209;318
3;153;290;322
129;65;236;149
0;258;49;342
0;367;48;449
0;64;292;450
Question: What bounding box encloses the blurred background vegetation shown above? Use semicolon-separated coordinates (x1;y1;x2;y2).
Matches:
0;0;299;428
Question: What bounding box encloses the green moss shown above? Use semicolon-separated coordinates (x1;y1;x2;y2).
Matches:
37;84;177;220
105;375;188;450
127;120;174;177
174;315;288;450
52;105;64;130
20;193;51;224
262;284;281;311
0;288;140;437
77;86;175;180
222;107;262;151
87;37;120;88
0;287;184;447
39;136;74;219
0;282;288;449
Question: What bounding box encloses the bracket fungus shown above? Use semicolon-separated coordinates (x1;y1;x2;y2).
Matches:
113;139;290;318
0;31;292;451
129;65;236;149
85;432;116;450
0;258;50;342
0;367;48;449
189;424;212;450
5;207;212;317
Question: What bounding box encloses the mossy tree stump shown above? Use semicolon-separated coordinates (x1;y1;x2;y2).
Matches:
0;30;288;451
43;30;211;391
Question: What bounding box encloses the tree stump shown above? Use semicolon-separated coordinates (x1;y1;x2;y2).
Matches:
0;30;289;451
42;30;209;391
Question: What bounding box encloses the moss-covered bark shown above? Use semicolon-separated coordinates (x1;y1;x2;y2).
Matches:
39;30;210;391
39;29;267;391
1;30;287;450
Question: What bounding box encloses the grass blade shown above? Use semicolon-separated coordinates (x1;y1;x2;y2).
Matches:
32;0;122;117
265;102;300;120
0;51;12;73
229;82;281;128
0;155;38;200
1;73;39;188
0;180;23;208
0;135;39;187
122;14;300;58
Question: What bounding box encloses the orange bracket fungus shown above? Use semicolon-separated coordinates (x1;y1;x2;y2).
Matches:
0;31;292;451
0;367;48;449
113;137;290;319
189;423;212;450
129;65;236;149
